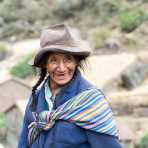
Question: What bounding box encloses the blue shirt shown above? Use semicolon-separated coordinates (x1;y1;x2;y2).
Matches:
44;79;56;112
18;70;122;148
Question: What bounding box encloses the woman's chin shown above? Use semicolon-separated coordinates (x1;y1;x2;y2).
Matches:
54;79;71;86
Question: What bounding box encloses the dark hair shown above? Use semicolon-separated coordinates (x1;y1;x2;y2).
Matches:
76;55;88;71
31;52;87;111
31;68;47;111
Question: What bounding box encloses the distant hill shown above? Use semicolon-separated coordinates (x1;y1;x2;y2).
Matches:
0;0;148;52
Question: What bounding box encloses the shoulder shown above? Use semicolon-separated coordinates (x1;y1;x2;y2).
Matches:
78;88;111;111
83;87;106;99
78;75;94;91
78;75;107;99
26;85;44;108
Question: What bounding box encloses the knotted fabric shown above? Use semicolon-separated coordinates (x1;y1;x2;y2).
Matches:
28;88;119;146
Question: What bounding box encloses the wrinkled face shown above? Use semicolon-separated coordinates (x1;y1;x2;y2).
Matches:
46;53;78;87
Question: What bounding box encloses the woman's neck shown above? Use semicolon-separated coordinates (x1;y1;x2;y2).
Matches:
49;80;60;96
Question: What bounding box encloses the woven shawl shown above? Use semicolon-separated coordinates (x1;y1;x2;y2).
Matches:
28;88;119;146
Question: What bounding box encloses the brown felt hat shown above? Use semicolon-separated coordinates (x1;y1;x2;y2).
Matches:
30;23;92;67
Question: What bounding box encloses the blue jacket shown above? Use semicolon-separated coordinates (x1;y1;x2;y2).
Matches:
18;71;122;148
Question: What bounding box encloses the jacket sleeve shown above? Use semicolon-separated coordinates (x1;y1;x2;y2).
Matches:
18;96;32;148
86;130;122;148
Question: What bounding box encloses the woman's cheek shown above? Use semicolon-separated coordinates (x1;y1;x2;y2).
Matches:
47;64;57;72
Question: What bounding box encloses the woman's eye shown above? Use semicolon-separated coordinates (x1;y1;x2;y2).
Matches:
65;55;73;62
48;57;57;63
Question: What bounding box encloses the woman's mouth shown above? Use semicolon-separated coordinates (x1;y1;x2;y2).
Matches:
54;73;67;79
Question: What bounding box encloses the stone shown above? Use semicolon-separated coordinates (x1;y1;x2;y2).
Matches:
0;52;7;61
133;107;148;117
8;36;17;43
121;59;148;89
104;38;121;50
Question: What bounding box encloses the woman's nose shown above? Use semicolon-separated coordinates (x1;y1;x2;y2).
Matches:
57;61;66;71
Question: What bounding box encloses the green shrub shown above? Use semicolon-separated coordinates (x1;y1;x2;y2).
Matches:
119;8;145;32
143;0;148;2
0;23;27;39
88;27;111;49
123;34;140;49
10;53;35;79
52;0;86;18
100;0;121;15
0;0;22;22
140;133;148;148
0;42;8;60
0;0;51;23
20;1;49;23
0;42;8;54
0;113;6;129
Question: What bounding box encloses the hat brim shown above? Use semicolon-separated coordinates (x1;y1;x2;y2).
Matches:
29;47;91;67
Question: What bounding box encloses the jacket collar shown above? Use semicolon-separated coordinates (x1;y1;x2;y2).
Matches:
38;69;92;109
40;69;81;93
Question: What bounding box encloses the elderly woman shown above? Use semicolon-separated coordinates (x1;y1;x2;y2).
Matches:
18;24;122;148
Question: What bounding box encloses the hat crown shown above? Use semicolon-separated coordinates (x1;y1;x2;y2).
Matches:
40;24;74;48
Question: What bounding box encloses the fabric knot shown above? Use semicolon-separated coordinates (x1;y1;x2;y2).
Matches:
28;111;56;146
28;121;40;146
28;121;37;129
38;110;55;130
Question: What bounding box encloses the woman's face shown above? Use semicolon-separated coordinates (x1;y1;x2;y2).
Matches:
46;53;78;87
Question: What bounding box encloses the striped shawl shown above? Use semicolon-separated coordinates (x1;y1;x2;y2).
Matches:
28;88;119;146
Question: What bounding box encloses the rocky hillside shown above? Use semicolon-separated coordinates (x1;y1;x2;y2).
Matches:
0;0;148;52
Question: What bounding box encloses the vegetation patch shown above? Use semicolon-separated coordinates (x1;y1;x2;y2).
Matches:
10;53;35;79
0;42;8;61
140;133;148;148
99;0;121;16
119;8;145;32
0;113;6;129
87;27;111;49
122;34;141;50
